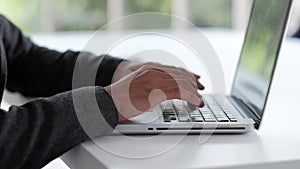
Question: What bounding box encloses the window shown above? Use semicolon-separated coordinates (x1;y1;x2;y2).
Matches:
125;0;171;14
56;0;107;31
1;0;299;35
190;0;232;28
0;0;107;32
0;0;41;32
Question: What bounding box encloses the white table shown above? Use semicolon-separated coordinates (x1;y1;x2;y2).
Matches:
61;30;300;169
3;29;300;169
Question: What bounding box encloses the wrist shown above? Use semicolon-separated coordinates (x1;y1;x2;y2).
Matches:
111;60;130;83
104;86;111;96
104;85;127;122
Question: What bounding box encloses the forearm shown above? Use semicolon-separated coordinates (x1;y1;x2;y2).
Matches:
1;15;123;97
6;45;79;97
0;86;118;169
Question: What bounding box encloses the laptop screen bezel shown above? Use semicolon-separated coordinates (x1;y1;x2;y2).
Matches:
230;0;293;129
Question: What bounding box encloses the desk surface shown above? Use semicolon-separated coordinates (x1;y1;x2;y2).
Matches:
61;29;300;169
4;29;300;169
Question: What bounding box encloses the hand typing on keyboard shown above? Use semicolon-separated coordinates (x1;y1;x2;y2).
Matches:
161;97;237;123
105;62;205;122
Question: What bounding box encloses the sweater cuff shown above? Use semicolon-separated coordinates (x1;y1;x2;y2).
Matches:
95;55;124;87
72;86;119;138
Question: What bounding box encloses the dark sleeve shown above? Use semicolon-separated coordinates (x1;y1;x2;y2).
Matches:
0;15;123;97
0;86;118;169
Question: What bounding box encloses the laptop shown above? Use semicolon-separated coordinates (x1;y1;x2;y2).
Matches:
115;0;293;134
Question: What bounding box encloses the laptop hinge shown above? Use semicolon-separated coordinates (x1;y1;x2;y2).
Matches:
228;96;261;129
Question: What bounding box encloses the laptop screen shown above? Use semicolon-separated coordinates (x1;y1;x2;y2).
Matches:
231;0;292;118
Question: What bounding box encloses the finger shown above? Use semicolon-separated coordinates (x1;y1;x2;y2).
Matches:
176;87;203;106
158;64;198;78
158;70;202;91
160;77;200;100
134;68;187;84
132;69;194;94
163;65;201;81
187;103;197;111
194;73;201;79
159;65;201;90
160;79;199;96
144;64;195;80
175;68;199;88
180;86;202;106
135;67;195;88
162;68;199;90
132;72;197;98
139;63;201;81
163;86;204;106
197;81;205;90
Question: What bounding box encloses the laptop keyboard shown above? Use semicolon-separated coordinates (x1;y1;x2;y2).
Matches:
160;96;237;123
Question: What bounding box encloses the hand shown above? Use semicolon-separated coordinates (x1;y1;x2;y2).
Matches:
106;62;205;122
112;61;203;84
112;61;144;83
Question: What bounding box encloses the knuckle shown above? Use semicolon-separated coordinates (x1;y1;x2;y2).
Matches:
173;86;180;93
178;67;185;72
140;64;151;70
186;92;195;100
148;62;158;65
148;68;156;75
144;68;157;77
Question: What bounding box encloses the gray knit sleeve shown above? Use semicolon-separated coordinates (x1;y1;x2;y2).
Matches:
0;86;118;169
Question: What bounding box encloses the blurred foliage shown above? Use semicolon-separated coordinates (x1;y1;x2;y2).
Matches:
0;0;107;32
0;0;41;32
0;0;232;33
191;0;232;28
125;0;171;14
57;0;106;31
124;0;172;29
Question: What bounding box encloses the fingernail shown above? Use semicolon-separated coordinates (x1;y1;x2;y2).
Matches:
199;100;205;107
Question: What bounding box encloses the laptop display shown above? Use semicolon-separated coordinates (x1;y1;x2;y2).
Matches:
231;0;292;118
115;0;293;134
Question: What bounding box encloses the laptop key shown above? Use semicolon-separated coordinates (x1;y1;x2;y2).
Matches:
163;116;171;122
164;119;171;122
217;118;229;122
169;116;177;120
214;113;225;116
204;118;217;122
203;114;215;118
192;116;204;122
178;115;190;122
230;118;237;122
176;109;188;116
189;111;201;117
163;111;176;116
173;101;185;110
163;109;175;112
190;114;202;117
227;114;236;118
199;107;210;111
202;111;213;114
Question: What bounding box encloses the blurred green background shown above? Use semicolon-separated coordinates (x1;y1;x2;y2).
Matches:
0;0;234;33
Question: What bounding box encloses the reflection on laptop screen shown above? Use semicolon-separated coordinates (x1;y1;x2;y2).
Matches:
232;0;291;116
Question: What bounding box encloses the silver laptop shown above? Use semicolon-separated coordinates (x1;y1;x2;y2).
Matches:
115;0;293;134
